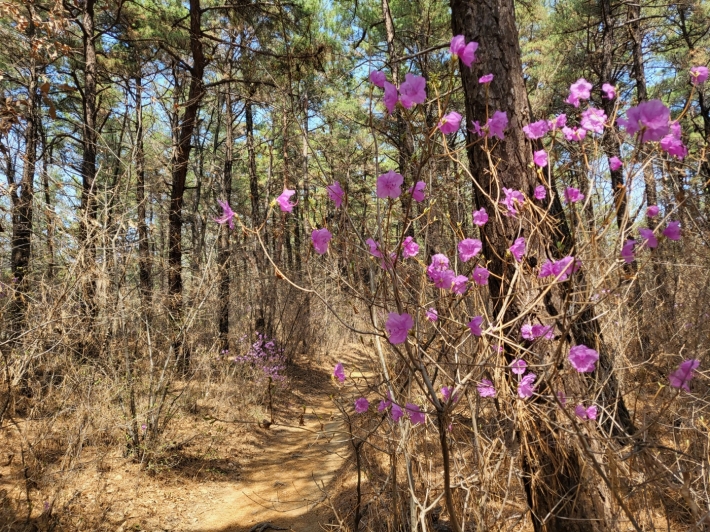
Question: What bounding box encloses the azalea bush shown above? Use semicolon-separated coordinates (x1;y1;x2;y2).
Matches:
215;32;709;530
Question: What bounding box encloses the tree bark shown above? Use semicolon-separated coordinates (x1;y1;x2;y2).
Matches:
134;73;152;309
218;88;233;352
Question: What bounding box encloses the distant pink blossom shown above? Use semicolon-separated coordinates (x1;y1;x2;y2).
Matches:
473;207;488;226
550;114;567;130
568;344;599;373
518;373;537;399
621;239;636;264
602;83;616;99
450;35;478;67
621;100;670;142
311;228;332;255
472;266;489;286
509;237;526;262
472;111;508;140
690;66;709;86
639;228;658;249
426;308;438;322
647;205;659;217
386;312;413;344
501;188;525;216
479;73;494;83
391;403;404;422
531;324;554;340
669;359;700;391
327;181;344;208
663;220;681;241
377;170;404;199
215;200;236;229
427;254;450;285
441;386;459;403
409;180;426;202
399;73;427;109
468;316;483;337
565;78;593;107
510;359;527;375
533;150;548;167
477;379;496;397
523;119;550;140
383;81;398;114
458;238;482;262
438;112;462;134
538;256;581;282
609;156;622;171
562;126;587;142
451;275;469;295
405;403;426;425
581;107;607;134
660;132;687;159
277;188;297;212
366;238;382;258
534;186;547;200
333;363;345;383
564;187;584;203
369;70;387;88
575;404;598;420
521;323;534;340
401;236;419;258
355;397;369;413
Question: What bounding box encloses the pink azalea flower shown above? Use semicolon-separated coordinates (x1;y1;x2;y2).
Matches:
639;228;658;249
432;269;455;290
369;70;387;88
568;344;599;373
473;207;488;226
355;397;369;413
580;107;607;134
401;236;419;258
518;373;536;399
621;239;636;264
539;256;581;282
564;187;584;204
501;188;526;216
450;35;466;57
690;66;709;86
477;379;496;397
427;253;450;279
383;81;398;114
277;188;297;212
562;126;587;142
441;386;459;403
509;237;526;262
602;83;616;99
663;220;681;241
565;78;593;107
533;150;548;167
609;156;622;171
399;73;427;109
391;403;404;422
385;312;413;345
450;35;478;67
468;316;483;337
647;205;659;217
621;100;670;142
377;170;404;199
405;403;426;425
479;73;494;83
521;323;534;340
660;133;687;159
523;119;550;140
534;186;547;200
531;324;554;340
311;228;332;255
669;359;700;391
550;114;567;130
486;110;508;139
472;266;489;286
438;112;462;134
366;238;382;258
215;200;236;229
327;181;344;208
458;238;482;262
409;180;426;202
575;404;598;420
451;275;469;295
510;359;527;375
333;363;346;383
426;308;438;322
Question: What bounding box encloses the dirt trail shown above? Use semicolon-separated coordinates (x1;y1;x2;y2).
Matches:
188;345;371;532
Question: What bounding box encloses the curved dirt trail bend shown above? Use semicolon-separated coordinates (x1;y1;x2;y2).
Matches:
189;344;374;532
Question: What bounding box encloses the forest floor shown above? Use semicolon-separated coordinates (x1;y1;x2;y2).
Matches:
0;344;371;532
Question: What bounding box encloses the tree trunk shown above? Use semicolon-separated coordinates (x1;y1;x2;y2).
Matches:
218;89;233;352
167;0;206;356
134;73;152;309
